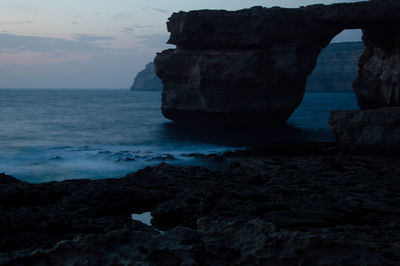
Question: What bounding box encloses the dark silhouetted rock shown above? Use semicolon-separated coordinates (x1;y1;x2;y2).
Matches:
132;42;364;94
0;173;22;184
130;62;162;91
354;34;400;109
330;20;400;151
330;107;400;152
155;1;400;125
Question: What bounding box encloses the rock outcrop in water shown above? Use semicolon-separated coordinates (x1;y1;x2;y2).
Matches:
329;13;400;152
330;107;400;153
155;0;400;125
130;62;162;91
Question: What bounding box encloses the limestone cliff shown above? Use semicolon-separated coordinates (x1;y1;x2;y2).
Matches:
307;42;364;92
329;6;400;152
130;63;162;91
155;0;400;125
134;42;363;93
353;34;400;109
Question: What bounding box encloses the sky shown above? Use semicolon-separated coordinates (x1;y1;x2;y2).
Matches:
0;0;365;89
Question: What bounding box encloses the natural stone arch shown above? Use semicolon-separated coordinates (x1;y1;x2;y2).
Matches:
155;1;400;127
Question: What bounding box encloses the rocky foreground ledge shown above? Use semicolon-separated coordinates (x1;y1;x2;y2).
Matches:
1;143;399;265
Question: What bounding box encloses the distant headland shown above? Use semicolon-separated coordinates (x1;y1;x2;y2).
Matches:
130;62;163;91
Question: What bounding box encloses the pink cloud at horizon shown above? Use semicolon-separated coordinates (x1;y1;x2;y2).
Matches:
0;50;91;66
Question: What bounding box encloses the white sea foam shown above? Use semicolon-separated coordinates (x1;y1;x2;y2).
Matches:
0;89;358;183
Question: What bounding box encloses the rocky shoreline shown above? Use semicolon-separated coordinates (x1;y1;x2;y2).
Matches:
1;142;399;265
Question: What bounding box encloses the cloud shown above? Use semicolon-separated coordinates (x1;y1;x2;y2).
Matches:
0;20;36;26
132;25;155;29
113;12;134;21
0;33;172;88
0;50;90;66
0;51;153;89
142;6;170;14
121;27;134;35
0;33;122;57
74;34;115;43
0;33;99;53
122;25;156;34
0;33;169;55
136;34;170;48
71;21;79;25
0;34;104;67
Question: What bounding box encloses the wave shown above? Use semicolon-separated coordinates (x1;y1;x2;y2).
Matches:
0;144;232;183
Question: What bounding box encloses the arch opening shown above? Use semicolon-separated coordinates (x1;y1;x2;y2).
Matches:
287;30;363;140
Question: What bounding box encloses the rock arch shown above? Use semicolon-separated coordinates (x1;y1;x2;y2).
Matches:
154;1;400;150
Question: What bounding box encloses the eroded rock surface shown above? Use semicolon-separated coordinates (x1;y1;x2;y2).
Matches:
330;107;400;152
354;34;400;109
155;0;400;124
132;41;365;93
1;145;400;265
331;13;400;151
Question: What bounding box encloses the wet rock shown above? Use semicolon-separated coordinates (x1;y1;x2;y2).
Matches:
147;154;176;161
195;217;398;266
116;156;135;162
185;153;226;162
0;173;22;185
2;224;197;266
329;107;400;152
1;148;400;264
6;215;399;266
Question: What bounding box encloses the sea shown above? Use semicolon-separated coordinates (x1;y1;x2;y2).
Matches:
0;89;358;183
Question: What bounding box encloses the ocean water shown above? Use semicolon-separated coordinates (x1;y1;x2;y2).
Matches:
0;89;358;183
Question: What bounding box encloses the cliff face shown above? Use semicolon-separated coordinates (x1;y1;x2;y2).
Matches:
307;42;364;92
134;42;363;93
353;34;400;109
130;63;162;91
155;0;400;125
330;29;400;152
155;6;336;124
